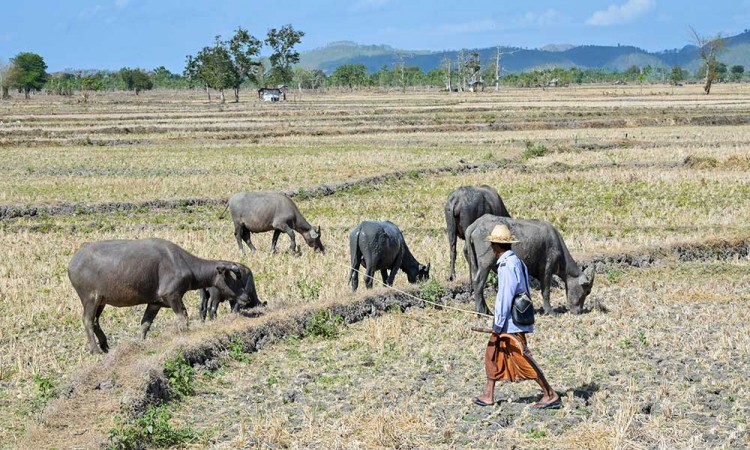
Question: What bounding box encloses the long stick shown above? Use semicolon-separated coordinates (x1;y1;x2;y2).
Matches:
471;326;494;334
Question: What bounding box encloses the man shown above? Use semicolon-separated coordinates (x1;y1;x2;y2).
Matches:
473;224;561;409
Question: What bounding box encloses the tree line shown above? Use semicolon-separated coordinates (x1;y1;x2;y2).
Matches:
0;26;745;101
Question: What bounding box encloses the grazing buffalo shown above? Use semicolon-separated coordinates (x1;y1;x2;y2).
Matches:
465;215;595;315
445;185;511;281
349;221;430;291
198;286;266;321
225;192;325;254
68;238;260;354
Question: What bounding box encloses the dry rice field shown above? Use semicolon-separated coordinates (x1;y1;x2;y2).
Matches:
0;84;749;449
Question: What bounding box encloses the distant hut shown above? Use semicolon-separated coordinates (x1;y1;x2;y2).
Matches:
258;85;287;102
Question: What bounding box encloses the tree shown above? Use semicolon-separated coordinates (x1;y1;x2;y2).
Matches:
715;62;728;81
730;65;744;82
669;66;685;85
119;68;153;95
185;28;261;103
7;52;48;99
265;24;304;86
690;27;725;94
79;72;105;103
0;59;11;100
227;27;262;100
330;64;368;90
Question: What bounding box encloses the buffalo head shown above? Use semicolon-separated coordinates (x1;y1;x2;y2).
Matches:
566;265;595;314
303;226;325;253
215;263;262;309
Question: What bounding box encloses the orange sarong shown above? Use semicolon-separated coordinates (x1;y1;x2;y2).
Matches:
485;333;540;382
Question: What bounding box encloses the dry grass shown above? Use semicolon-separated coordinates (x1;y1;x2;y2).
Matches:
170;257;750;449
0;84;749;448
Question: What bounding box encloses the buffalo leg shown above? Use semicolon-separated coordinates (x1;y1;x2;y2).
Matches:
364;265;377;289
472;265;493;316
165;295;189;331
448;236;457;281
243;229;257;252
282;226;297;253
208;291;221;320
380;269;388;285
386;253;403;286
82;298;104;354
271;229;282;253
140;304;161;339
541;268;555;315
349;261;360;292
234;223;246;253
199;289;209;321
93;304;108;352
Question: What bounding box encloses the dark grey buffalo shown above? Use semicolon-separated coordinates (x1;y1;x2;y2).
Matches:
445;185;511;281
68;238;260;354
226;192;325;254
198;286;266;321
349;220;430;291
465;215;595;315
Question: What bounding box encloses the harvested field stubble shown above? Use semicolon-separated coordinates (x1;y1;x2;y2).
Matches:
1;85;749;448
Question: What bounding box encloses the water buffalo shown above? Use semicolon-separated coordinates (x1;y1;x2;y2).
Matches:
68;238;260;354
198;286;266;321
465;215;595;315
225;192;325;254
349;220;430;291
445;185;511;281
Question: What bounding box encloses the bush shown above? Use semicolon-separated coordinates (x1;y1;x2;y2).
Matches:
522;140;548;159
107;406;197;450
163;355;195;398
305;310;344;339
419;279;445;304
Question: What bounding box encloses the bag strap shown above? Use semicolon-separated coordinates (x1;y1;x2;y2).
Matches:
521;261;531;296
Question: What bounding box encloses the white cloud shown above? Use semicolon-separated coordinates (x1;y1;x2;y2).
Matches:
350;0;390;12
437;10;567;35
586;0;655;26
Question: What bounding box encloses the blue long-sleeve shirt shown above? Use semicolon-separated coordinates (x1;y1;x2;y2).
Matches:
493;250;534;334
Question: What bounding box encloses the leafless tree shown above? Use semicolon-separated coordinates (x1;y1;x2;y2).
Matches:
491;48;517;91
690;27;725;95
442;57;452;92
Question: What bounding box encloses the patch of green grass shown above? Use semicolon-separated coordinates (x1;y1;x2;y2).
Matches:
305;310;344;340
107;406;198;450
522;140;548;159
296;278;322;301
266;375;278;386
638;330;649;347
605;268;626;283
419;278;445;304
528;428;547;439
163;355;195;398
228;336;250;364
32;374;56;405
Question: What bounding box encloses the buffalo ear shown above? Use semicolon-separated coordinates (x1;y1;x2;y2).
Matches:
310;226;320;239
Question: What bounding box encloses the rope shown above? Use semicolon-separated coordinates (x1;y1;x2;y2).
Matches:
340;261;493;319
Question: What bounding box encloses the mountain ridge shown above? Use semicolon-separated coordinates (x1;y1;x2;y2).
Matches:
300;30;750;74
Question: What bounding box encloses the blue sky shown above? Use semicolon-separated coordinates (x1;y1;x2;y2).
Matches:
1;0;748;72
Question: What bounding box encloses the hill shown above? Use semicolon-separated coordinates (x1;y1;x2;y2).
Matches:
300;30;750;74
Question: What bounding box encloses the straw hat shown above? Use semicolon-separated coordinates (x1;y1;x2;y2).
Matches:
484;224;519;244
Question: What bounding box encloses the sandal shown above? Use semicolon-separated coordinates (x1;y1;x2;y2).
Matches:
473;397;494;407
530;399;562;410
